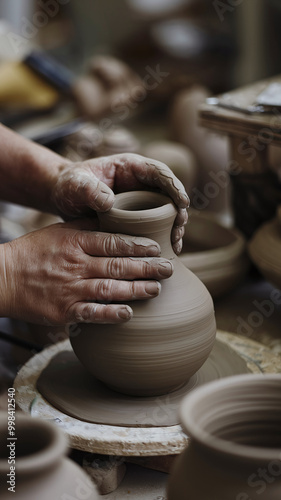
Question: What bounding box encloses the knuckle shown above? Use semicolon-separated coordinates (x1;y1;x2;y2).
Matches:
103;234;119;255
96;279;114;300
107;258;125;278
130;280;139;298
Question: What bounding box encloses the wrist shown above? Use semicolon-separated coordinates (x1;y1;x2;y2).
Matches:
0;242;13;318
22;146;71;215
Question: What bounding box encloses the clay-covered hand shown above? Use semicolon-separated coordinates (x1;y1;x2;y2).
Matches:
52;153;189;254
0;219;173;325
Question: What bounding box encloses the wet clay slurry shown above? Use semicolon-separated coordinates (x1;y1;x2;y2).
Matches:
70;191;216;396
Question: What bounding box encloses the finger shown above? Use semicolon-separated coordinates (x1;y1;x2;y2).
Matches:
117;154;190;209
82;279;161;302
174;208;188;228
77;231;161;257
172;226;185;244
67;302;133;324
53;166;115;216
84;257;173;280
173;239;183;255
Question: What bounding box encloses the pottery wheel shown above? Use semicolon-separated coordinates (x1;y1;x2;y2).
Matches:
14;331;281;456
36;340;248;428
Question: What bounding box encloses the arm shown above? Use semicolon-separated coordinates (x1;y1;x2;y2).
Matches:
0;125;189;254
0;123;69;213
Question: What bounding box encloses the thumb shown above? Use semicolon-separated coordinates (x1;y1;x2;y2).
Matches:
87;177;115;212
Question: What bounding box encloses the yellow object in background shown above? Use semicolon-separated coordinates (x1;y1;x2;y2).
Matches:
0;61;60;110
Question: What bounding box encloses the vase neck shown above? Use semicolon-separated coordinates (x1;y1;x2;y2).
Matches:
98;191;177;260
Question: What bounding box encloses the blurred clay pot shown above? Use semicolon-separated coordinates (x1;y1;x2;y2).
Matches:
71;191;216;396
248;206;281;289
0;412;99;500
180;211;249;298
170;86;232;225
99;127;140;156
168;374;281;500
142;140;198;195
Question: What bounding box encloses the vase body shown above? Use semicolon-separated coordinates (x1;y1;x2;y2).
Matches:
168;374;281;500
0;412;99;500
71;191;216;396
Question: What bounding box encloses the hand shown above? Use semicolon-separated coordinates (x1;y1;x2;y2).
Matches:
52;153;189;254
0;219;173;325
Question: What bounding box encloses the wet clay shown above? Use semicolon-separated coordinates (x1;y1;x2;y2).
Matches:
0;412;99;500
168;374;281;500
70;191;217;396
37;340;249;427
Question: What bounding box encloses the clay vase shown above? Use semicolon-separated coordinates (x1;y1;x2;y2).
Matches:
70;191;216;396
248;206;281;289
0;412;99;500
180;210;249;298
142;140;198;196
169;85;232;225
168;374;281;500
99;127;140;156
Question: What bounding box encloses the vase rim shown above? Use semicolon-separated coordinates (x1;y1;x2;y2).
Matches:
180;374;281;463
105;190;177;221
0;413;67;475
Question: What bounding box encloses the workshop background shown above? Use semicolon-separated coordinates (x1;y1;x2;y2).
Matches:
1;1;281;497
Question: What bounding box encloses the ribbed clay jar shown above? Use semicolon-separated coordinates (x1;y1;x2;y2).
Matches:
70;191;216;396
168;374;281;500
0;412;99;500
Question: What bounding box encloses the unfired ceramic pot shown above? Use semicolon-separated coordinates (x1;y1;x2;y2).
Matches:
0;412;99;500
142;140;198;196
71;191;216;396
168;374;281;500
180;211;249;298
99;127;140;156
169;85;232;225
248;206;281;289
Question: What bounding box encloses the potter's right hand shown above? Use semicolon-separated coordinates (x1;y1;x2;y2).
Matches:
0;219;173;326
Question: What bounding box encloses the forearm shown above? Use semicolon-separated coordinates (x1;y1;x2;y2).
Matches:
0;124;70;213
0;242;11;317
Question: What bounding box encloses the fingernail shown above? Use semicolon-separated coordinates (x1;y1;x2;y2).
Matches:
179;192;190;207
146;244;161;256
118;306;132;320
145;281;161;296
96;190;115;211
158;261;173;277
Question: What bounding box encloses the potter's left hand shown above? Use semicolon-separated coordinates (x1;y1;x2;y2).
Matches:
52;153;189;255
